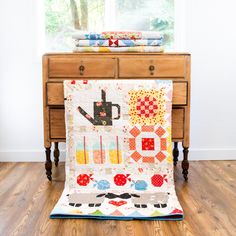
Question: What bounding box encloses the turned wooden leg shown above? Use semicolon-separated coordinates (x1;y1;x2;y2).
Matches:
45;147;52;181
54;142;60;167
182;146;189;181
173;142;179;166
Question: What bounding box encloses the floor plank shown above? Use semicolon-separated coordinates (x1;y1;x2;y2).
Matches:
0;161;235;236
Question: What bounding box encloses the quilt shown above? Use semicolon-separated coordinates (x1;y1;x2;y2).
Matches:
75;39;163;47
50;80;183;220
73;46;164;53
72;31;163;40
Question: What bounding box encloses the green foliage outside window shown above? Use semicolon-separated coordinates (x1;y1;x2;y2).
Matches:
45;0;174;51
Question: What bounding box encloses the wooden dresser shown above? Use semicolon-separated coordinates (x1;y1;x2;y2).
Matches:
42;53;191;181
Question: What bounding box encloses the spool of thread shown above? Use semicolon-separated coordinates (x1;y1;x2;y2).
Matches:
109;136;122;164
76;136;89;164
93;136;105;164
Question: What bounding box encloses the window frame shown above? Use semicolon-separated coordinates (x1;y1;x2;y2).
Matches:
38;0;186;55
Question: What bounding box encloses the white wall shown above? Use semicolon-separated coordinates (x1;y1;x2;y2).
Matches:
0;1;45;161
0;0;236;161
185;0;236;159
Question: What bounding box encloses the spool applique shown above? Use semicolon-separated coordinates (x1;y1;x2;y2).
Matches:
76;136;89;164
93;136;106;164
109;136;122;164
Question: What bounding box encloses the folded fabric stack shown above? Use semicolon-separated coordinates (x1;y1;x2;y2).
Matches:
72;31;164;53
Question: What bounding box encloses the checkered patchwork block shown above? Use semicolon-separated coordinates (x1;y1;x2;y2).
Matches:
136;96;158;118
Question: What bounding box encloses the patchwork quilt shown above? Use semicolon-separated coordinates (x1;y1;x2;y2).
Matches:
50;80;183;220
75;39;163;47
73;46;164;53
72;31;163;40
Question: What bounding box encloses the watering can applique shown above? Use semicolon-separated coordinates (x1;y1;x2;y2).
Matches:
78;89;121;126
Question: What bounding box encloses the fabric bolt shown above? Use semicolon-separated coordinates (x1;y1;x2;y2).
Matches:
73;46;164;53
72;31;164;40
50;80;183;220
75;39;163;47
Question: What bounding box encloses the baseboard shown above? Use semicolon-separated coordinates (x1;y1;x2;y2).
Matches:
187;148;236;160
0;148;236;162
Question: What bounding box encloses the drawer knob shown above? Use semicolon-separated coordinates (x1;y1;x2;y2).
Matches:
79;65;85;75
149;65;155;75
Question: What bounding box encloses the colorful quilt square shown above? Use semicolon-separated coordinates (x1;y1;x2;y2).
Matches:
128;89;166;126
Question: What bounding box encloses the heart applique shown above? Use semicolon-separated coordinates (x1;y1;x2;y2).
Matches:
109;200;127;207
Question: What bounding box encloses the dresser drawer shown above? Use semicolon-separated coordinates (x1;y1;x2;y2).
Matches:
47;81;188;106
48;57;116;78
49;109;66;139
49;108;184;139
47;82;65;105
119;57;185;78
172;108;184;139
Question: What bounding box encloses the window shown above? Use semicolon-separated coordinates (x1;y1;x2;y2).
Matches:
45;0;174;51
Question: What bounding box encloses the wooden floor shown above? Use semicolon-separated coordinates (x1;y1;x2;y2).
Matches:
0;161;235;236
